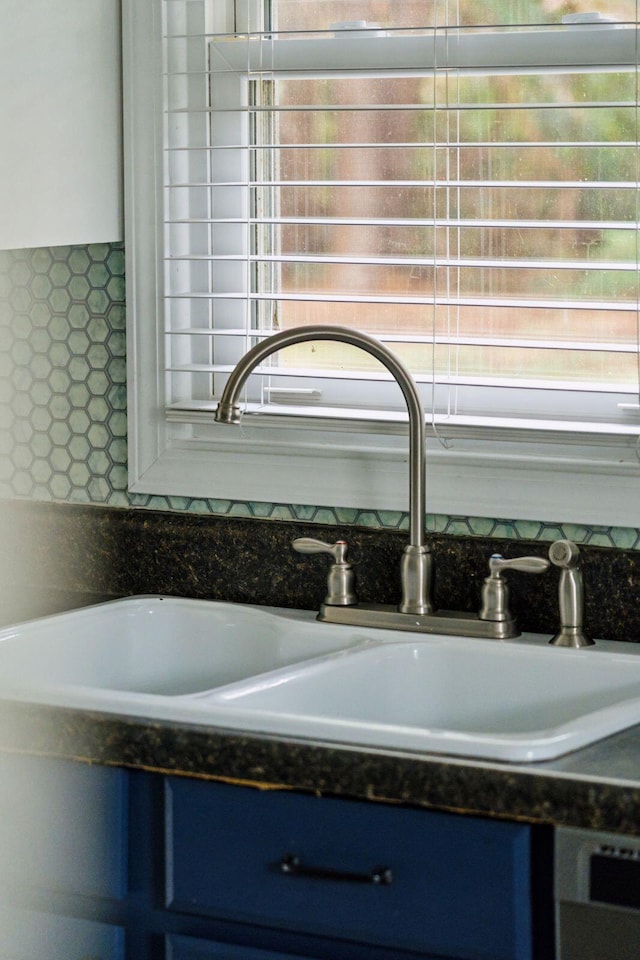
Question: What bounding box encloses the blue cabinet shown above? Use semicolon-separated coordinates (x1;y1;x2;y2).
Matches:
166;933;314;959
0;754;549;960
0;754;128;960
0;753;128;900
166;777;533;960
0;907;124;960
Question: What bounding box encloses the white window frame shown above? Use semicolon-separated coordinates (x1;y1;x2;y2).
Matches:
124;0;640;525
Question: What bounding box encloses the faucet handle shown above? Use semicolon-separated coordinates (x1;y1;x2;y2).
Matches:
292;538;357;606
480;553;550;624
488;554;550;577
292;538;349;563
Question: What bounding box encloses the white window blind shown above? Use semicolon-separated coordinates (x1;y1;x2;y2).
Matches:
163;3;640;440
124;0;640;523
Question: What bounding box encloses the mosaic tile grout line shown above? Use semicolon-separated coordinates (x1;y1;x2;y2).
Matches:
0;242;639;551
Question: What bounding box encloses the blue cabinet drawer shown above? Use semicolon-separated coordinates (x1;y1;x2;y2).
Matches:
165;778;533;960
0;907;124;960
0;754;128;900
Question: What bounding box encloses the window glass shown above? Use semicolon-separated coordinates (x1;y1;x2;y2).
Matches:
258;66;637;388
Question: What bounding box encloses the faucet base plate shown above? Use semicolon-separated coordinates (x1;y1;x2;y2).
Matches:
318;603;520;640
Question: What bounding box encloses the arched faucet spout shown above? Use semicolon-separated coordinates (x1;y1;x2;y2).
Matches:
214;325;433;615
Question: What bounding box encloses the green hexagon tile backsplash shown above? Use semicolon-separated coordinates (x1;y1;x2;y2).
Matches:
0;243;638;549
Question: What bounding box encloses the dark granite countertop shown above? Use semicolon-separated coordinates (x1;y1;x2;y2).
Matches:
1;502;639;837
0;695;639;834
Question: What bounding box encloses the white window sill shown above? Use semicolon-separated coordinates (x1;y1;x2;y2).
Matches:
129;419;640;527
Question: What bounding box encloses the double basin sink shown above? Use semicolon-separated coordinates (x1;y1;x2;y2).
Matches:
0;595;639;763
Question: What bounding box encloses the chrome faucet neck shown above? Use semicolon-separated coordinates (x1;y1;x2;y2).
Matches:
214;325;432;614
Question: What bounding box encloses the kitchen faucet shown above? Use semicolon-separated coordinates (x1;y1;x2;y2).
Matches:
215;325;432;615
215;325;548;639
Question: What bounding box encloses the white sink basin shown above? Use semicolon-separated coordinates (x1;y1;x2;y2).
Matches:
209;632;640;763
0;596;366;696
2;596;640;763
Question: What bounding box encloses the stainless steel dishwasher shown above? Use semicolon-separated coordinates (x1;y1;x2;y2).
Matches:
555;826;640;958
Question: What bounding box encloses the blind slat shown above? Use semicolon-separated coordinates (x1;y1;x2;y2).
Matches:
168;254;636;271
165;292;639;311
164;217;637;229
165;328;640;352
167;363;640;395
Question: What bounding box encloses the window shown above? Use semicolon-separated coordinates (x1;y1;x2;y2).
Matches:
124;0;640;524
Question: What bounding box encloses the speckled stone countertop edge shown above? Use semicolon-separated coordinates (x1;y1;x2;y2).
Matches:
1;698;640;837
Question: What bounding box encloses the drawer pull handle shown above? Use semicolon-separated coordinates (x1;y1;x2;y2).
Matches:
280;853;393;886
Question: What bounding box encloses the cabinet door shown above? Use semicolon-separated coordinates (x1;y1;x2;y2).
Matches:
0;0;122;249
166;778;533;960
166;934;313;960
0;753;128;900
0;907;124;960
